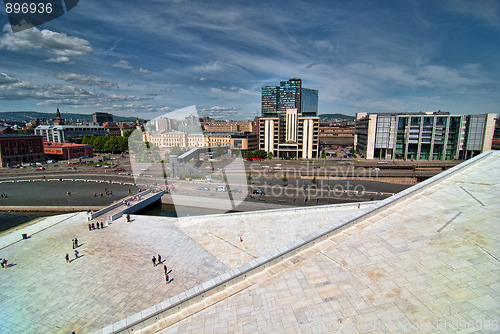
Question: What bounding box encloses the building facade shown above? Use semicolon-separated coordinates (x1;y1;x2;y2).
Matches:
35;125;108;143
0;134;46;167
92;112;114;125
202;121;252;133
259;78;320;159
355;111;496;160
318;122;355;147
44;142;94;160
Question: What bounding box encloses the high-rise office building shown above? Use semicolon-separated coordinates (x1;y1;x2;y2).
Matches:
259;78;319;159
355;111;496;160
261;78;318;117
92;112;113;125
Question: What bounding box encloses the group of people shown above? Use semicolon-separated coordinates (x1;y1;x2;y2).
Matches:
88;222;104;231
122;194;142;207
94;188;113;197
65;237;81;263
152;254;172;284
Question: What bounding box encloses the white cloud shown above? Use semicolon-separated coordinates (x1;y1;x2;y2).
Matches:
56;73;118;89
0;24;92;62
46;56;72;63
112;60;133;69
132;67;151;75
0;73;19;84
192;61;223;72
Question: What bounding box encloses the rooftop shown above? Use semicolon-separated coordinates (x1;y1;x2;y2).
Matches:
0;151;498;333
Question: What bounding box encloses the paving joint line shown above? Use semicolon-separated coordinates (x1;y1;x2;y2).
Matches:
459;186;485;206
437;212;462;233
208;232;257;259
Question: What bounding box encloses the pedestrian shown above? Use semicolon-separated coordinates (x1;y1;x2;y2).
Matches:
74;237;78;248
152;256;156;267
72;239;75;249
126;214;131;222
94;192;97;197
74;249;79;259
157;254;162;264
165;273;169;284
96;222;100;230
100;222;103;229
0;258;5;268
164;264;167;274
65;253;70;263
92;223;95;230
240;236;243;242
88;223;92;231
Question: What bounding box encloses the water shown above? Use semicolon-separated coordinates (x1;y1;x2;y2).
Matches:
0;212;58;233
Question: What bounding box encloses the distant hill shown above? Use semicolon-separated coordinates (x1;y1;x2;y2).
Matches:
318;113;355;122
0;111;139;123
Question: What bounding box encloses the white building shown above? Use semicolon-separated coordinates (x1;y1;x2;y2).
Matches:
34;124;107;143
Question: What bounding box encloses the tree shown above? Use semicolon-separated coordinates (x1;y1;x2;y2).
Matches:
247;172;252;181
311;175;317;185
282;172;288;184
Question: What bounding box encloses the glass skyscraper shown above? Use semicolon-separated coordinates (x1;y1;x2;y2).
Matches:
261;78;318;117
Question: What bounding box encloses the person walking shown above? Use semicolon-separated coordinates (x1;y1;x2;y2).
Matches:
165;273;169;284
164;264;167;274
157;254;162;264
65;254;70;263
152;256;156;267
88;223;92;231
74;250;79;259
72;239;75;249
74;237;78;248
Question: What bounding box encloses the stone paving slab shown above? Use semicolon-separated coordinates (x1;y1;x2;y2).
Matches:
2;152;498;334
153;151;500;333
0;190;373;332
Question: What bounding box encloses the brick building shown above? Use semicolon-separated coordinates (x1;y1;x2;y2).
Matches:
0;134;46;167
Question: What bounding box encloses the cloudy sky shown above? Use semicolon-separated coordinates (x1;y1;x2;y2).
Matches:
0;0;499;120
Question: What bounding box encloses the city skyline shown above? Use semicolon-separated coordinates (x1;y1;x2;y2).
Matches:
1;0;499;120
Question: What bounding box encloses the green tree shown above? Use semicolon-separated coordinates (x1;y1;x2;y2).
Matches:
311;175;317;185
282;172;288;183
247;172;252;181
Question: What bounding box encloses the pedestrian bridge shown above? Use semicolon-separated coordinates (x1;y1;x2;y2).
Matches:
90;189;165;222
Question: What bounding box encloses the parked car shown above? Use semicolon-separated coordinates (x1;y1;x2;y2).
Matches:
197;186;210;191
214;186;227;192
140;168;149;171
114;168;125;171
36;167;45;171
252;189;265;195
230;189;242;193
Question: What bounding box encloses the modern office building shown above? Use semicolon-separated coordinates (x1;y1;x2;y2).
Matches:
355;111;496;160
259;78;320;159
318;122;355;147
92;112;113;125
261;78;318;117
34;124;108;143
0;134;46;167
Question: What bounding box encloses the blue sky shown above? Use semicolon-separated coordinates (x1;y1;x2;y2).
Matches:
0;0;499;120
